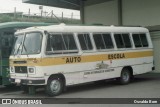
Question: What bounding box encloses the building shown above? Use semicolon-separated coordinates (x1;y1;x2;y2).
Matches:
22;0;160;72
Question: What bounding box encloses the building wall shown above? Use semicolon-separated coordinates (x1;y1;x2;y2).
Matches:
84;0;160;26
84;0;160;72
151;32;160;72
123;0;160;26
123;0;160;72
84;0;118;25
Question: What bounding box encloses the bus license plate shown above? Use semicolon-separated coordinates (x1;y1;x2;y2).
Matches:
15;79;21;83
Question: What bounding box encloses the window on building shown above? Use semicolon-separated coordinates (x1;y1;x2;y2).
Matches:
78;34;93;50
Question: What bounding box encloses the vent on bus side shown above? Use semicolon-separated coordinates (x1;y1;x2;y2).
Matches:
13;61;27;64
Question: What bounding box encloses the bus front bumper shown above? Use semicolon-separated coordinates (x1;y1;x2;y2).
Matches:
10;78;45;85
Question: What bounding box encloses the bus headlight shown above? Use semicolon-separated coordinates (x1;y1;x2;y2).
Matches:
28;67;36;74
10;67;15;73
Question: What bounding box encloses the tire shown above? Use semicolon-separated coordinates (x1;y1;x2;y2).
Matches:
119;68;131;85
46;76;64;96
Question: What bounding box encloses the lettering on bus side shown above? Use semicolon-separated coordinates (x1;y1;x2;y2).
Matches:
108;53;125;60
66;57;81;63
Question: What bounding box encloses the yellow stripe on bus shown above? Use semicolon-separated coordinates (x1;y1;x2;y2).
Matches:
10;51;153;66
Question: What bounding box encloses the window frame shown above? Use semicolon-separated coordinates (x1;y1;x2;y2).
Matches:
139;33;149;47
21;32;43;55
93;32;114;51
132;33;149;48
77;33;93;51
13;31;43;55
113;33;132;49
45;32;79;55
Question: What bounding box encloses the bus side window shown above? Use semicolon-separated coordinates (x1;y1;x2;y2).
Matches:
46;34;66;52
78;34;93;50
102;34;114;49
132;34;142;48
114;34;132;48
63;34;77;50
53;34;66;51
132;33;148;48
140;34;148;47
114;34;125;48
93;34;106;50
93;33;114;50
46;33;78;54
122;34;132;48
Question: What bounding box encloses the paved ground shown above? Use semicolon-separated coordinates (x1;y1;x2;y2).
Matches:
0;72;160;107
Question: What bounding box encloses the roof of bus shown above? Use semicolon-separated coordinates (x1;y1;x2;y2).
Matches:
16;23;149;34
0;22;53;30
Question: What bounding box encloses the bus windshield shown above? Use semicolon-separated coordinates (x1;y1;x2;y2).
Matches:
12;32;42;55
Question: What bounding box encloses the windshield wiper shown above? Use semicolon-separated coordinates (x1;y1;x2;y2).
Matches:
23;44;29;57
15;42;23;55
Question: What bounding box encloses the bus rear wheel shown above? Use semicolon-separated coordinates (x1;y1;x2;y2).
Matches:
46;76;64;96
119;68;131;85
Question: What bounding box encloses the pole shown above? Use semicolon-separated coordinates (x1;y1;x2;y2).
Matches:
71;12;73;23
51;10;53;19
80;0;85;24
14;7;16;18
71;12;73;19
118;0;123;26
41;10;42;18
62;12;64;21
28;8;30;19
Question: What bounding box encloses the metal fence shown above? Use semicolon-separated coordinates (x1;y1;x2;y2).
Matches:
0;8;80;24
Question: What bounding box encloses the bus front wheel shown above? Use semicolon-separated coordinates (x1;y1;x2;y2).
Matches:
46;76;64;96
119;68;131;85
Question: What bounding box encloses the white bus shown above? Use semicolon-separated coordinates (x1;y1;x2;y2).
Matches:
9;24;154;96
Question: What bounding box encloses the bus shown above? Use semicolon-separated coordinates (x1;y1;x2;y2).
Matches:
0;22;52;86
9;23;154;96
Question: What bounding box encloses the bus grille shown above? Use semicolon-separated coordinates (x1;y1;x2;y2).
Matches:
15;66;27;73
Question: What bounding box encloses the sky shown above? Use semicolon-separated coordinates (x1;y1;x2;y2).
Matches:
0;0;80;19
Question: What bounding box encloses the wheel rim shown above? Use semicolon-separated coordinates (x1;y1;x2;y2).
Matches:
122;72;129;82
50;80;61;93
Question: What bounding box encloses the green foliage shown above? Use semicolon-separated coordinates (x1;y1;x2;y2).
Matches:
0;15;12;22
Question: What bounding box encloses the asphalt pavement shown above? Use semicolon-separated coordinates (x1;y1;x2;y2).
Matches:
0;72;159;107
